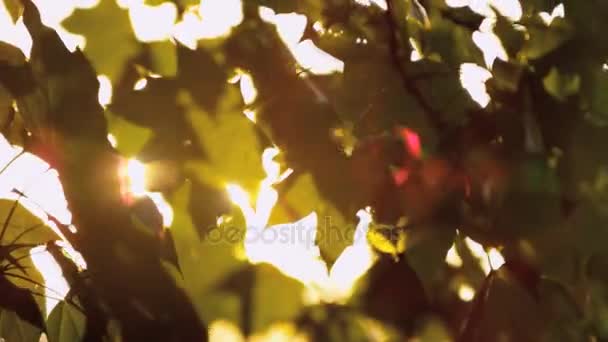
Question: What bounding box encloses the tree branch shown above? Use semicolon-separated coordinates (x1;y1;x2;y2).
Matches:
384;0;446;133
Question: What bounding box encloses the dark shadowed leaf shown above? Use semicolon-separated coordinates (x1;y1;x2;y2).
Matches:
0;275;44;332
46;300;86;342
0;308;42;342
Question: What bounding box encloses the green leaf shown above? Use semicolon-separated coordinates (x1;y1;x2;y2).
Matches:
0;274;44;333
404;225;455;299
0;199;60;253
252;264;304;333
0;199;60;318
424;14;484;67
542;67;580;101
0;308;42;342
367;225;407;257
461;267;586;341
18;0;108;140
490;59;522;92
185;87;264;192
520;17;572;60
269;173;351;265
169;182;244;316
176;46;227;113
62;0;139;81
587;68;608;122
147;41;177;78
46;301;86;342
110;76;201;161
359;255;428;332
105;111;153;157
2;0;22;23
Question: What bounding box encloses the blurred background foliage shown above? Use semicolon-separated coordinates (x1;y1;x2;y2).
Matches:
0;0;608;341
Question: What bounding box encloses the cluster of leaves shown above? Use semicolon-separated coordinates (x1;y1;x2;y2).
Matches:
0;0;608;340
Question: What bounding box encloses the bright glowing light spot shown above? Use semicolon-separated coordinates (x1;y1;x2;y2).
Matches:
354;0;387;10
464;237;492;275
173;0;243;46
539;3;565;26
78;0;101;8
445;243;463;268
312;21;325;34
258;6;275;22
273;13;307;45
250;323;308;342
261;148;281;182
446;0;522;21
243;109;257;123
198;0;243;35
107;133;118;148
226;182;256;219
409;38;423;62
31;0;75;27
464;237;486;259
125;159;147;197
459;63;492;108
227;72;241;84
228;148;375;304
0;136;72;227
133;78;148;91
97;75;113;107
292;40;344;75
0;0;93;57
488;247;505;270
119;158;174;226
473;30;508;68
263;10;344;75
0;8;32;57
208;320;244;342
458;283;476;302
172;12;201;49
28;0;88;51
445;0;469;6
490;0;522;21
324;208;376;303
30;246;70;317
128;2;177;42
239;73;257;105
148;192;174;227
56;28;86;52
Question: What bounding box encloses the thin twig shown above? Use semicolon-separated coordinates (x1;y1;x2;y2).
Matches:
4;271;70;301
0;150;25;176
384;0;446;133
8;223;45;246
28;290;85;314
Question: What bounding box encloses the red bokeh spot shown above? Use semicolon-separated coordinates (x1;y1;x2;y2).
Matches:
399;127;422;159
392;167;410;186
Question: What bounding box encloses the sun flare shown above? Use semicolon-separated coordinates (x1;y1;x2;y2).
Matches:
226;147;376;304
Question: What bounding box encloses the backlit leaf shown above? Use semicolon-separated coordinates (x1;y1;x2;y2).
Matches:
62;0;139;81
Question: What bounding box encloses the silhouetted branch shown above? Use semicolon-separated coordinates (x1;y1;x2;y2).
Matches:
384;0;446;133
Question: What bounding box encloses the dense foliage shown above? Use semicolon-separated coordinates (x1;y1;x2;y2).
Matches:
1;0;608;340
